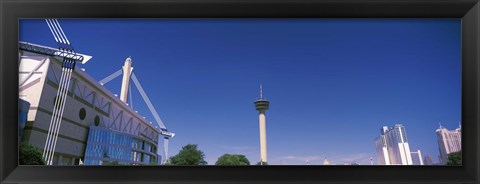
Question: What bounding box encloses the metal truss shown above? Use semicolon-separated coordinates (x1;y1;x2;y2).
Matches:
19;42;84;62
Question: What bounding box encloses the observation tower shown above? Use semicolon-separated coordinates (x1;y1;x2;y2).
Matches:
254;84;270;165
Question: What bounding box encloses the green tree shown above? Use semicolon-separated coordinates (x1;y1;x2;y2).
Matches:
170;144;207;165
215;154;250;166
19;142;45;165
447;151;462;165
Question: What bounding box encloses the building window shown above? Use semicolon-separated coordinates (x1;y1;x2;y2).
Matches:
84;126;157;165
144;154;151;163
144;143;152;153
79;108;86;120
94;116;100;126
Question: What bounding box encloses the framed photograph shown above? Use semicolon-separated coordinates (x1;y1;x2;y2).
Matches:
1;0;479;184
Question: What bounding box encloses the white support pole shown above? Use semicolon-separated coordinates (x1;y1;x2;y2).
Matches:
129;83;133;109
44;59;76;165
131;72;171;165
54;19;71;45
44;63;71;164
48;19;66;44
47;65;71;164
130;73;167;129
42;19;78;165
45;19;60;43
99;68;123;85
163;138;169;164
49;65;74;164
43;67;67;161
45;64;70;164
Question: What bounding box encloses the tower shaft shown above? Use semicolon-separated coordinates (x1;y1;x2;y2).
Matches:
259;111;267;163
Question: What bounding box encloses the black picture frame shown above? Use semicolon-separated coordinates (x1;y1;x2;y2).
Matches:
1;0;479;184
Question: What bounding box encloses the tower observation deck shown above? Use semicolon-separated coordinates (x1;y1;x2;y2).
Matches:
255;84;270;111
254;99;270;112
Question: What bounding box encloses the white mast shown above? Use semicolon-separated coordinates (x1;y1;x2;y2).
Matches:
120;57;133;103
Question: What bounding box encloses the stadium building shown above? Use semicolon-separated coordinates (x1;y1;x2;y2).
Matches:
19;42;170;165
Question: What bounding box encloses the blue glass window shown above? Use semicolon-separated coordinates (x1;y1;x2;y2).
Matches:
83;126;158;165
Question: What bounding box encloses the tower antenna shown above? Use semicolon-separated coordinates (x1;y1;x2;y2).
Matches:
260;83;263;99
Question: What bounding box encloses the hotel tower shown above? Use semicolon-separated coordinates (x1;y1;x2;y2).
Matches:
436;124;461;164
375;124;413;165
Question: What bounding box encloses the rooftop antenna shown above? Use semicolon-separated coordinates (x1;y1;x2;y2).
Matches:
439;122;443;129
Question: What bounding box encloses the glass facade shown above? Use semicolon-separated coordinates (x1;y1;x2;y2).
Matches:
84;126;159;165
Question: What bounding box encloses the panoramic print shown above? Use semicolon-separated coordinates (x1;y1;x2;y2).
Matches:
18;19;461;166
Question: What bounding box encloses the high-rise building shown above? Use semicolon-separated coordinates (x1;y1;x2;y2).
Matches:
375;126;391;165
424;154;434;165
410;150;424;165
374;124;413;165
436;124;461;164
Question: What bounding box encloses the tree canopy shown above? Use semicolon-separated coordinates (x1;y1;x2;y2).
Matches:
19;142;45;165
215;154;250;166
447;151;462;165
169;144;207;165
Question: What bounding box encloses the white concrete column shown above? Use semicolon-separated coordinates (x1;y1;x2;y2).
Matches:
259;111;267;163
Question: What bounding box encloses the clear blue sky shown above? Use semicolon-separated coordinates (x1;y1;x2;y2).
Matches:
20;19;461;165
